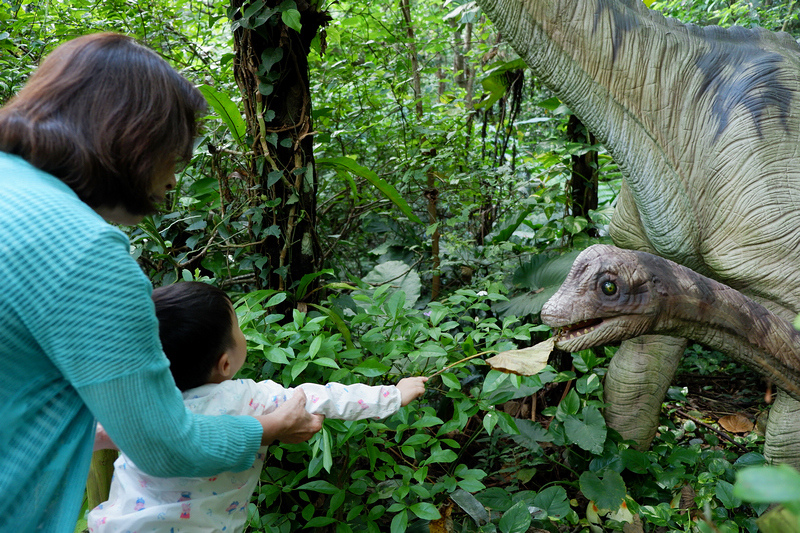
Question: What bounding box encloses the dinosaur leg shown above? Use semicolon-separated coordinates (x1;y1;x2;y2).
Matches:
763;390;800;468
604;335;686;449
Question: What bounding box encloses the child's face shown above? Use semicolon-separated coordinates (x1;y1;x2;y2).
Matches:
226;305;248;377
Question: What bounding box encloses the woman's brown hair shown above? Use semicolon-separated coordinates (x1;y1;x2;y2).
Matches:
0;32;207;215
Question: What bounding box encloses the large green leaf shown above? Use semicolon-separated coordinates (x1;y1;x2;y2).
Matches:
734;464;800;503
475;58;527;110
533;485;571;519
198;84;247;148
356;260;421;309
493;250;581;319
564;406;607;454
579;470;626;511
317;156;423;224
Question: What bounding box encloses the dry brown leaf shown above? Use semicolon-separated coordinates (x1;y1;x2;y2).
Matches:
622;515;644;533
718;413;754;433
486;337;554;376
679;483;696;512
429;502;454;533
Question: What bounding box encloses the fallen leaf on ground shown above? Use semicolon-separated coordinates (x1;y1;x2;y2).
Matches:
486;337;554;376
718;413;754;433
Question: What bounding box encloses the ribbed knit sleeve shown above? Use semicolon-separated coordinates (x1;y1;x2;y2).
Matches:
0;153;261;532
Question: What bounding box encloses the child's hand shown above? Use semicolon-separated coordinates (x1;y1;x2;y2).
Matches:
397;376;428;406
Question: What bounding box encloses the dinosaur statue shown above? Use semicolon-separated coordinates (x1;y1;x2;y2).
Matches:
473;0;800;464
541;244;800;401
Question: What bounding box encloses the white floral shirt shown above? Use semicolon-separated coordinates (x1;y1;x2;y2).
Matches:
87;379;401;533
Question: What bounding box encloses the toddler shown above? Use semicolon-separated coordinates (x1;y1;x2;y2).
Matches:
88;281;427;532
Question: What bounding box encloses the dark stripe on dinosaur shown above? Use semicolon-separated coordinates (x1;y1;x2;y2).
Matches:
694;30;792;141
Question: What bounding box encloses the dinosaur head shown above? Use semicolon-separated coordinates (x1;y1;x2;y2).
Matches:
541;244;664;352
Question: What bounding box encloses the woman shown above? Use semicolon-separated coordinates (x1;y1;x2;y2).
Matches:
0;32;323;532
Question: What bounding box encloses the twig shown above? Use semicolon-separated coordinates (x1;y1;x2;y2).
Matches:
428;351;495;379
673;407;750;453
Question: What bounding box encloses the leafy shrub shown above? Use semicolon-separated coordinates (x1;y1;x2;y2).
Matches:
212;279;757;533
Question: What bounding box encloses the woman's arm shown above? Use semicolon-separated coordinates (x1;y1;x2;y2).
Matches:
257;389;324;446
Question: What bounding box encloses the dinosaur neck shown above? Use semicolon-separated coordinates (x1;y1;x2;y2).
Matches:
660;262;800;400
477;0;800;270
478;0;698;262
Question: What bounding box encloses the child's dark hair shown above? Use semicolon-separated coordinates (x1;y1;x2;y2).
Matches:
152;282;236;391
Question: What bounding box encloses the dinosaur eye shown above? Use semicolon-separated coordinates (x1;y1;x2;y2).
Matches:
601;280;617;296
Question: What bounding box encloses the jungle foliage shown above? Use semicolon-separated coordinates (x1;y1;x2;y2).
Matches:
3;0;800;531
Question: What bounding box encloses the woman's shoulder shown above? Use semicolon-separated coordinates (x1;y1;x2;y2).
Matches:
0;152;129;249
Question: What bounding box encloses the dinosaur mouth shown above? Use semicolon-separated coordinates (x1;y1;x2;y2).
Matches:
557;319;603;340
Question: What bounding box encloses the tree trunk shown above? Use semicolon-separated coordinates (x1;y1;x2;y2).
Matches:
400;0;441;300
230;0;326;308
566;114;599;237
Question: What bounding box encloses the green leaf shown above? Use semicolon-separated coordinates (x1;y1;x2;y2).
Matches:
305;516;337;527
476;487;513;512
734;452;766;469
579;470;626;511
317;157;423;224
390;510;408;533
556;389;580;420
533;485;571;518
564;406;606;454
297;480;339;494
409;502;441;520
412;415;444;428
312;357;340;369
476;58;526;110
198;84;246;148
621;448;651;474
353;358;391;377
576;373;601;395
716;480;742;509
451;488;492;525
457;477;486;492
410;343;448;359
756;505;800;533
357;261;421;309
483;411;498;435
440;373;461;389
264;346;290;364
422;448;458;465
281;8;302;32
734;464;800;503
493;250;580;318
290;360;308;380
259;47;284;75
307;335;322;358
510;419;551;452
498;500;532;533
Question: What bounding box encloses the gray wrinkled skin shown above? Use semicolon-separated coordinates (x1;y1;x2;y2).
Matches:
475;0;800;464
542;245;800;402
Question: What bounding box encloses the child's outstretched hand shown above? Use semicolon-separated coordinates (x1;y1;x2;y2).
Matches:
397;376;428;406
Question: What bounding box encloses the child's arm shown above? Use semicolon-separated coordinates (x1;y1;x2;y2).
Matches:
249;377;428;421
298;377;428;420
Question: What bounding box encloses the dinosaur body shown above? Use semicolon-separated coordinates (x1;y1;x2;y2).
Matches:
474;0;800;462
